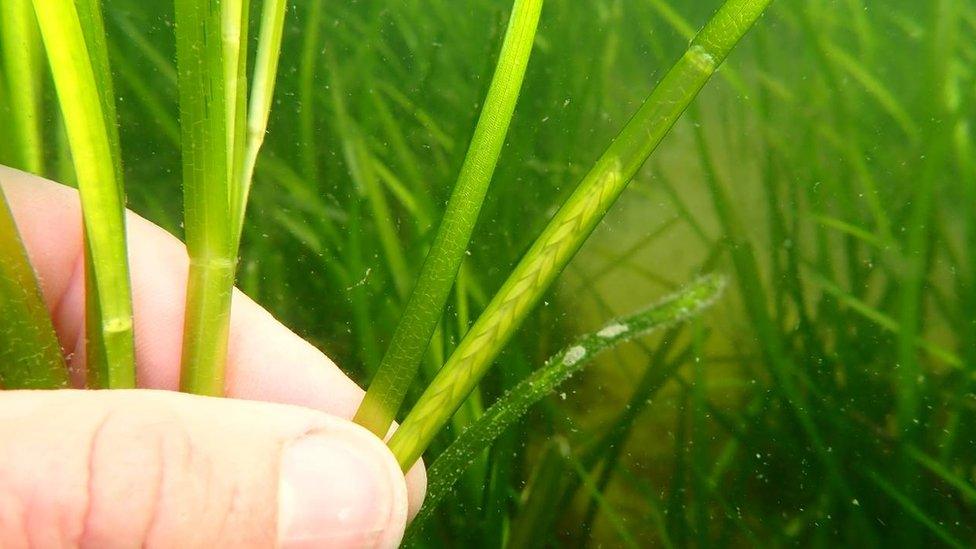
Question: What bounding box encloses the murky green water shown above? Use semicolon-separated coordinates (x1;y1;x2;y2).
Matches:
2;0;974;546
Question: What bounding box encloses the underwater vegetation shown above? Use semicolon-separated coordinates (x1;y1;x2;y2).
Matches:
1;0;975;546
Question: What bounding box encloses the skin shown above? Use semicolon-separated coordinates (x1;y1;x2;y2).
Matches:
0;166;426;548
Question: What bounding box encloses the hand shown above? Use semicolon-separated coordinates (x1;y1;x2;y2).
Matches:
0;166;426;548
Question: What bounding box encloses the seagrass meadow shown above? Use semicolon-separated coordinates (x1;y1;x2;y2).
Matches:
1;0;975;546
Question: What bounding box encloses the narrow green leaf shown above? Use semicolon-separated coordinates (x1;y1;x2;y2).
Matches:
867;470;966;549
31;0;135;388
237;0;289;236
177;0;287;395
809;271;964;368
175;0;234;396
811;213;889;249
907;446;976;502
389;0;774;471
823;41;920;139
562;439;641;549
298;0;323;183
0;0;44;173
355;0;546;436
406;275;725;531
0;180;68;389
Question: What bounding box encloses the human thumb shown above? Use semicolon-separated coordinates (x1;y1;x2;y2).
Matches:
0;389;409;548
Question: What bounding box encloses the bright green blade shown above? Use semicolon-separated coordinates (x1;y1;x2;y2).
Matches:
389;0;775;471
174;0;234;396
406;275;724;531
31;0;135;389
0;181;69;389
0;0;44;174
355;0;546;437
236;0;289;237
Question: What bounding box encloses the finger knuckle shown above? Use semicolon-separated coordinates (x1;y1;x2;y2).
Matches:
77;404;205;547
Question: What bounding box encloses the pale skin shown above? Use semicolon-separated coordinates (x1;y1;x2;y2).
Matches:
0;166;426;548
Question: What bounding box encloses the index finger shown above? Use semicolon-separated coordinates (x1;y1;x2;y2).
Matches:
0;165;363;417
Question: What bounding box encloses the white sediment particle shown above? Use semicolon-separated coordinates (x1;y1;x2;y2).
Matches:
687;45;716;73
103;317;133;333
597;323;629;339
345;267;372;290
563;346;587;366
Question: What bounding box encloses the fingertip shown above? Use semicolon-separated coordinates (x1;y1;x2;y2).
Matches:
278;423;409;549
224;289;366;418
405;459;428;523
0;166;83;311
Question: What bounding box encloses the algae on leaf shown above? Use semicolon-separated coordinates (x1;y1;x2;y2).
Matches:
0;180;68;389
